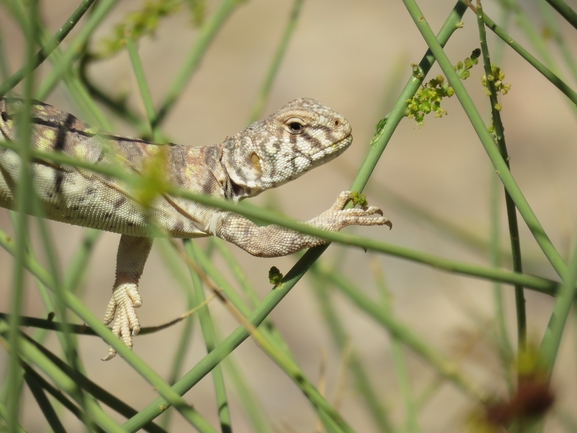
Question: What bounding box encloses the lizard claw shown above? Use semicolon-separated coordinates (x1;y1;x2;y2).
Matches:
324;191;392;230
101;283;142;361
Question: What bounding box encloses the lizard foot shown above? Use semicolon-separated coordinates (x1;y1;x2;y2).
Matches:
101;283;142;361
320;190;392;230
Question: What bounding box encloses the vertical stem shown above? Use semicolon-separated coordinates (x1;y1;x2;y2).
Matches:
488;3;514;391
5;1;38;430
476;2;526;349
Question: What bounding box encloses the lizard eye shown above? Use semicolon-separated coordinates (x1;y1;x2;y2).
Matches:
285;118;305;134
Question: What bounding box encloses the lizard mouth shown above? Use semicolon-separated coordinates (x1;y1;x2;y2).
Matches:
311;133;352;163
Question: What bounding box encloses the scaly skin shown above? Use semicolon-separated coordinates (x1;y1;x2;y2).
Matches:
0;97;391;360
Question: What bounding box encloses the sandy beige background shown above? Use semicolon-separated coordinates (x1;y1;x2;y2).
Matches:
1;1;577;431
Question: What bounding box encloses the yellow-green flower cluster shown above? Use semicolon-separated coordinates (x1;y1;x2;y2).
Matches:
482;64;511;105
405;49;480;126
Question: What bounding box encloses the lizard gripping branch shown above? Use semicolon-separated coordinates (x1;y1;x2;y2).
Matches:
0;97;390;360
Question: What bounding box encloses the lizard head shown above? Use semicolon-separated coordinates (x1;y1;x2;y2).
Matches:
221;98;353;200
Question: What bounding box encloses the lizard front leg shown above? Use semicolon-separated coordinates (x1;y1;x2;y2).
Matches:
102;235;153;360
215;191;391;258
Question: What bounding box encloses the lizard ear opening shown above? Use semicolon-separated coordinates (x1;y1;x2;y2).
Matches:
250;152;262;174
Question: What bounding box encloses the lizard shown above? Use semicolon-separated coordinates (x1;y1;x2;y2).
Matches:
0;97;391;360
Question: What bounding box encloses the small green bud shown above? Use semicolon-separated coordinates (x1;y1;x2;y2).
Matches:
269;266;283;286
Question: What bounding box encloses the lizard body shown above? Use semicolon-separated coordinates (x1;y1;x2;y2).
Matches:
0;97;390;359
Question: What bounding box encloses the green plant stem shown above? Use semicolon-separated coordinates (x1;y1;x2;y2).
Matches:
0;0;95;97
402;0;567;281
5;3;37;429
488;8;514;378
155;0;240;128
476;3;526;349
546;0;577;30
247;0;305;123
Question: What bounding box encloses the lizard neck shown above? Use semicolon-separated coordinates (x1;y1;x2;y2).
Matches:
220;159;257;202
218;137;262;202
193;143;256;203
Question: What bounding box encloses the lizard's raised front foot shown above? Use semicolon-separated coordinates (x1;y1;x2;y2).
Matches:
101;283;142;361
320;190;392;230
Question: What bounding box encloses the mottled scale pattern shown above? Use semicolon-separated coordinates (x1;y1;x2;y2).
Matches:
0;97;390;360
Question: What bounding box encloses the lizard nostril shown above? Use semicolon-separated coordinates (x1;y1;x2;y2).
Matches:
334;119;340;127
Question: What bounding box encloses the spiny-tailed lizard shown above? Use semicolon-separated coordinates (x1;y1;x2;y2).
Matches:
0;97;391;360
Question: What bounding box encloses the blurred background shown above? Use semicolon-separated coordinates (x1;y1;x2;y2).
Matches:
1;1;577;431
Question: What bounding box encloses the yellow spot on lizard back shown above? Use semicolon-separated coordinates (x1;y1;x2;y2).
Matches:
74;146;87;159
185;165;199;179
37;129;56;151
84;126;98;135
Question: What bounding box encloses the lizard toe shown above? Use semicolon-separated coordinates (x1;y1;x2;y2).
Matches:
101;283;142;360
